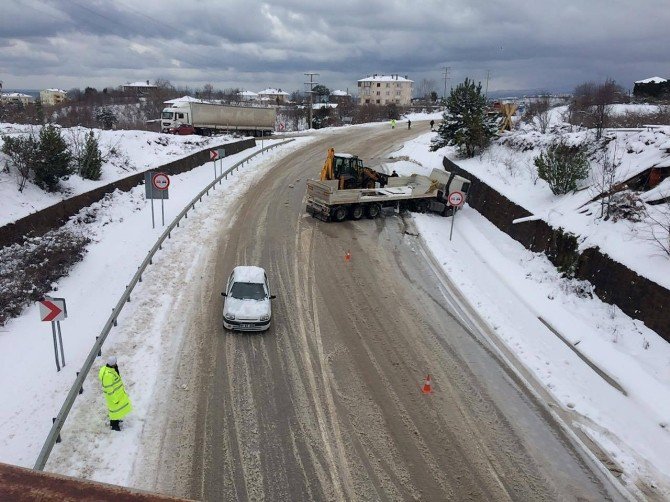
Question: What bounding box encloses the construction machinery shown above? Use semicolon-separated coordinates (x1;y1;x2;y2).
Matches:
307;154;471;222
320;148;389;190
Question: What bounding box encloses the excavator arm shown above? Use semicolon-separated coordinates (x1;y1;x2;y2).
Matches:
320;147;335;181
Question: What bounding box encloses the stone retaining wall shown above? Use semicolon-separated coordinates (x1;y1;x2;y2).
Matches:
448;158;670;342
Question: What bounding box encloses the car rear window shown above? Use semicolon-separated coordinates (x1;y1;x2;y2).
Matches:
230;282;266;300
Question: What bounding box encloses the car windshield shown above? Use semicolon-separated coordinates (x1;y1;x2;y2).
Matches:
230;282;266;300
161;111;173;119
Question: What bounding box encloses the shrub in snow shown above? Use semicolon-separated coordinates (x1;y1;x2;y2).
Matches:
608;192;646;222
1;131;40;192
79;130;103;180
0;228;89;325
35;124;73;191
430;78;499;157
534;141;589;195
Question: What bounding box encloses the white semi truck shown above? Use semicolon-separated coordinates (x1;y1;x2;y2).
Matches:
160;101;276;136
305;167;471;222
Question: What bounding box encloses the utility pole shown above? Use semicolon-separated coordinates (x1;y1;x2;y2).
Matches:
485;70;491;99
304;72;319;130
442;67;451;102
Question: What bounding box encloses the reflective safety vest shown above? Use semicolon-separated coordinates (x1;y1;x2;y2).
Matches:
98;365;132;420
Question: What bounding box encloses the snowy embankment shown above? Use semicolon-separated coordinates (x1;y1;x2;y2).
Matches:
389;128;670;497
0;137;313;480
0;124;234;226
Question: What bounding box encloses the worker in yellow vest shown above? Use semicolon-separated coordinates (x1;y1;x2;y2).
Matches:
99;356;132;431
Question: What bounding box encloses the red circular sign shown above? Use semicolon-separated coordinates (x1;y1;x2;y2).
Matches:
152;173;170;191
448;191;465;207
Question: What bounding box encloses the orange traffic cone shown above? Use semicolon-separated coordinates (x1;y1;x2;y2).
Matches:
421;374;433;394
344;250;351;262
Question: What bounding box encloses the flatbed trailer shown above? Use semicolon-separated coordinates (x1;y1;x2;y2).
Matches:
306;168;470;222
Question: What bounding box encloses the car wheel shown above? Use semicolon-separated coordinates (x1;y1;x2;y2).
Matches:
366;203;381;219
332;206;348;222
350;205;364;220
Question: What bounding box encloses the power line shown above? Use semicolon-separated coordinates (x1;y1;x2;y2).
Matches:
442;66;451;100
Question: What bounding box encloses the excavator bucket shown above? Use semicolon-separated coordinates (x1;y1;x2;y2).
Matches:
320;147;335;181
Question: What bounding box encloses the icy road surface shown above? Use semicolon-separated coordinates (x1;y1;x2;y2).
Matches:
120;125;624;500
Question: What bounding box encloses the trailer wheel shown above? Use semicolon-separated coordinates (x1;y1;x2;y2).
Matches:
366;203;381;219
415;200;429;213
332;206;348;222
350;205;364;220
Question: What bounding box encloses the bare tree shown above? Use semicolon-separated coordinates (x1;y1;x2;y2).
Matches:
644;203;670;257
591;142;621;219
415;78;437;100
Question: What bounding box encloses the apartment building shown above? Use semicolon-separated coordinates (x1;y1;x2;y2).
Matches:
40;88;67;106
357;74;413;106
0;92;34;106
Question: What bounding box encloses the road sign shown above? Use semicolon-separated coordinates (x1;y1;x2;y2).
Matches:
217;148;226;158
152;173;170;191
210;150;219;161
448;191;465;207
39;298;66;322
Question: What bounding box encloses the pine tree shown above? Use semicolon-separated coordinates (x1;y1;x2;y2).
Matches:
34;124;72;191
430;78;499;157
95;107;118;129
79;131;103;180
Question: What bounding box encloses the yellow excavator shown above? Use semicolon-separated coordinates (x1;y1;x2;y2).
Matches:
320;148;389;190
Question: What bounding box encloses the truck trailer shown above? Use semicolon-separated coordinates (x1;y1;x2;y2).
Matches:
160;101;276;136
305;167;471;222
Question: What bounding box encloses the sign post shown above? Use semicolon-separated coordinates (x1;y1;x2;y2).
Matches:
144;171;155;228
210;150;219;180
152;173;170;226
217;148;225;179
447;191;465;241
38;297;67;371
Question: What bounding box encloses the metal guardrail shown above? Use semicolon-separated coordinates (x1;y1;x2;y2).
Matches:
34;138;295;470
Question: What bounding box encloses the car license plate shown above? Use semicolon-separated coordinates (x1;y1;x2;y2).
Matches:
240;324;253;328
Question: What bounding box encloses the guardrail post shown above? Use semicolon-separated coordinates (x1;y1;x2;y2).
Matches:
96;337;101;356
76;372;83;394
112;309;117;326
52;419;61;443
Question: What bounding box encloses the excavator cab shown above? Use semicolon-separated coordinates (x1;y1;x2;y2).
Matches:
320;148;388;190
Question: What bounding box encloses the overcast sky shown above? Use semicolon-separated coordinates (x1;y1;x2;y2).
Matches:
1;0;668;96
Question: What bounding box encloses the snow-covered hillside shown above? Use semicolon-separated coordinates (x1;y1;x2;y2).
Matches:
0;124;236;226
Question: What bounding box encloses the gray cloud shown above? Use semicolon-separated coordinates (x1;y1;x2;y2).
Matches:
1;0;668;95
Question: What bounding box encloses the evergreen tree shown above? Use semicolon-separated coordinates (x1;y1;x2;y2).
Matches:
34;124;72;191
430;78;499;157
95;106;118;129
534;141;589;195
34;98;45;124
79;131;103;180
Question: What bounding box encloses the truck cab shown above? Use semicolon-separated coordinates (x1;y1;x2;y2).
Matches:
160;104;190;133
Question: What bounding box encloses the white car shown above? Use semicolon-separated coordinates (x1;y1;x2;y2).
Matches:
222;266;275;331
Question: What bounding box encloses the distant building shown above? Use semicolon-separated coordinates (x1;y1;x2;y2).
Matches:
633;76;670;100
330;89;352;105
357;74;413;106
123;80;158;94
0;92;34;106
238;90;259;101
257;88;289;104
40;88;67;106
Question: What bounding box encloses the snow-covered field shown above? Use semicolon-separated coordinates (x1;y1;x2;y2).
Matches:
1;114;669;497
